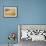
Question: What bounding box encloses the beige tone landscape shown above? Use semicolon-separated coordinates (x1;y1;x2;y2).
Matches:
5;8;16;16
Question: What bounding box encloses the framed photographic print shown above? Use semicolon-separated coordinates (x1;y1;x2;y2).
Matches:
18;24;46;42
4;7;17;17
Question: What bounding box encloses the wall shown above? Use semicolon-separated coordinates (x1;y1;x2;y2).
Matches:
0;0;46;44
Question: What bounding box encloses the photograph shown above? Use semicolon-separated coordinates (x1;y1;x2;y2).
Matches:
4;7;17;17
18;25;46;41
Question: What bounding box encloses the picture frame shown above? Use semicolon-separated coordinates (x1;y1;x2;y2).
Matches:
4;7;17;17
18;24;46;42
